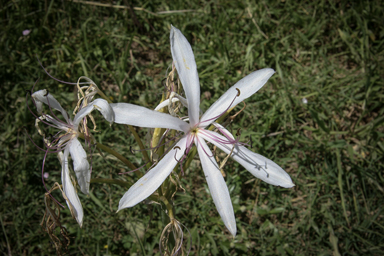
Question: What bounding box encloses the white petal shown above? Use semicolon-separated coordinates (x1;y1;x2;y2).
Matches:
200;130;294;188
44;114;71;131
195;136;236;236
118;136;188;210
73;98;114;126
110;103;189;132
170;26;200;127
32;89;70;123
154;93;189;111
60;149;84;227
154;98;180;111
68;138;90;194
200;68;275;127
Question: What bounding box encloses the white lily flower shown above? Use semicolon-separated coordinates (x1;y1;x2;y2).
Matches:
111;26;294;236
32;89;114;227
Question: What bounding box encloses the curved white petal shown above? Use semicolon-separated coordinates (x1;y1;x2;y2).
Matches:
32;89;70;123
200;130;294;188
200;68;275;127
73;98;114;126
196;136;236;236
60;149;84;227
118;136;188;210
154;98;180;111
110;103;189;132
68;138;90;194
154;93;189;111
170;26;200;127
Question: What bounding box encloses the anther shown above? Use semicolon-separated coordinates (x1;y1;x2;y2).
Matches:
44;90;49;97
161;77;167;87
236;128;242;137
174;146;181;150
256;163;269;178
236;88;241;97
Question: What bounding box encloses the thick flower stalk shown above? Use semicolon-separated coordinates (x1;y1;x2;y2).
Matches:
111;26;294;236
32;89;114;226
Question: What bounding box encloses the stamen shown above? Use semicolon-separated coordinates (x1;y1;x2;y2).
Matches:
198;89;241;126
236;128;241;137
236;88;241;96
161;77;167;88
25;130;54;152
254;162;269;178
37;56;90;86
31;78;39;94
173;146;184;163
196;136;213;157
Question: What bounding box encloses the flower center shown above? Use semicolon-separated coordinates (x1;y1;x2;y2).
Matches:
191;127;198;134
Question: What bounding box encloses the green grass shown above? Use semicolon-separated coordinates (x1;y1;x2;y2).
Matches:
1;0;384;255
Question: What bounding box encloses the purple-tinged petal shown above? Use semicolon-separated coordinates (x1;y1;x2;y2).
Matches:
200;68;275;128
60;149;84;227
110;103;189;132
196;135;236;236
170;26;200;127
44;114;71;131
68;138;90;194
118;136;188;210
200;130;294;188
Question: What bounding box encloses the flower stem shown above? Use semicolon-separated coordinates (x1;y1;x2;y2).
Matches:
160;195;174;220
125;125;151;165
97;90;151;167
95;141;139;174
90;178;131;187
78;132;138;172
97;90;113;104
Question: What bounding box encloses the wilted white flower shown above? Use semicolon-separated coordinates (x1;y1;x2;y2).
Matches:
31;89;114;226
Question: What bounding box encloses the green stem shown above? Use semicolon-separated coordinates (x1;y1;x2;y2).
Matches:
78;133;136;170
97;89;151;167
91;178;131;187
97;89;113;103
95;141;138;172
160;196;174;220
126;125;151;165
